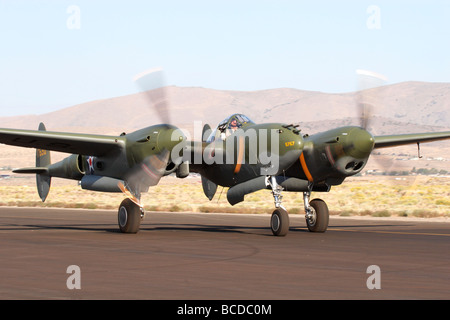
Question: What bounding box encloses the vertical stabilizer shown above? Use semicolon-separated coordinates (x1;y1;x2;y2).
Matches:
36;123;51;202
201;176;217;201
200;123;217;200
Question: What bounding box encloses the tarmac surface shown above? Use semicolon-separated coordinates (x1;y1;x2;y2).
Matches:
0;206;449;300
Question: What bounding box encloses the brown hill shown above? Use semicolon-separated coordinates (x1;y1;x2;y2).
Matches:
0;81;449;136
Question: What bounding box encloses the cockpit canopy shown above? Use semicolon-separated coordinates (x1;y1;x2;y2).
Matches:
206;114;254;143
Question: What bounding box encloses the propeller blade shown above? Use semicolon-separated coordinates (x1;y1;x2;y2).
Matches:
121;149;171;206
355;70;415;180
131;149;170;187
133;67;171;124
355;69;388;130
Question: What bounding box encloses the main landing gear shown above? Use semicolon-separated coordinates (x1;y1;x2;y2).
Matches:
116;177;329;236
304;192;329;233
267;176;329;236
118;198;145;234
117;182;146;233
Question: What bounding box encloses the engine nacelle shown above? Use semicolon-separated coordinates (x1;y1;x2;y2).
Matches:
48;154;85;180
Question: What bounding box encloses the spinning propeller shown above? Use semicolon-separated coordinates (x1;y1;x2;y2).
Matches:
118;68;179;207
355;69;413;178
133;67;171;125
355;69;388;131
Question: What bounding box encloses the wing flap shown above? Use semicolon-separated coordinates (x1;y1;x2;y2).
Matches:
374;131;450;149
0;128;125;156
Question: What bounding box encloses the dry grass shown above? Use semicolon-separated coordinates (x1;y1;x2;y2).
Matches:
0;175;448;218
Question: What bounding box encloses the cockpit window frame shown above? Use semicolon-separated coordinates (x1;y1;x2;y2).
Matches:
206;113;255;143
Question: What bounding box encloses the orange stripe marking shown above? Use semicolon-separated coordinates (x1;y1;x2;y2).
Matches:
234;136;245;174
300;152;313;182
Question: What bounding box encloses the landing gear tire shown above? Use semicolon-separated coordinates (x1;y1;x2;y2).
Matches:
271;208;289;236
306;198;329;233
118;198;142;234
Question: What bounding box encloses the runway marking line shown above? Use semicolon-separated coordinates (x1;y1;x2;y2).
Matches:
328;228;450;237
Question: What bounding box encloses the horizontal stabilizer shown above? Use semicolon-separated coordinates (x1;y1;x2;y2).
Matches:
13;167;49;175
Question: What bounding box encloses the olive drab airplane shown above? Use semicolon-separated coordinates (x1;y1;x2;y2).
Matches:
1;69;450;236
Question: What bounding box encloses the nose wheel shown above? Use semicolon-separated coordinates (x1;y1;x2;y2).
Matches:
270;207;289;236
267;176;290;236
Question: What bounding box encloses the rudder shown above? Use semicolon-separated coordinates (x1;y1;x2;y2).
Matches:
200;123;217;200
36;123;51;202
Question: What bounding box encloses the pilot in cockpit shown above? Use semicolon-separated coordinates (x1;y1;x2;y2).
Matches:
227;118;239;136
226;118;241;137
215;114;253;141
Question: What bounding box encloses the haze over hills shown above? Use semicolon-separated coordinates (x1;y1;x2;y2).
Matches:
0;81;449;137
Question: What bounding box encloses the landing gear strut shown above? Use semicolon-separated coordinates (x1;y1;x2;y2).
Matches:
117;182;145;233
267;176;329;236
267;176;289;236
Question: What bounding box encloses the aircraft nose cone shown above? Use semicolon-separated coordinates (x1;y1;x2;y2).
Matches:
349;127;375;159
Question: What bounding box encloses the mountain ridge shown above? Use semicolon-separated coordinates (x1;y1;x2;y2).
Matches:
0;81;449;136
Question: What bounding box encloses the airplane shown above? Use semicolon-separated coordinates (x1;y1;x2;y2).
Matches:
1;111;449;236
0;71;449;236
188;113;450;236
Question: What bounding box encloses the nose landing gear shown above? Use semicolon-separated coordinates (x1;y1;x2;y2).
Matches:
267;176;290;236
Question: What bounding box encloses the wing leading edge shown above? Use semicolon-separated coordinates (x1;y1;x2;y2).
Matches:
0;128;125;156
2;127;449;156
374;131;450;149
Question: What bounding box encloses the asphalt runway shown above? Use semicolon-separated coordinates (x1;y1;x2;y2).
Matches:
0;207;448;300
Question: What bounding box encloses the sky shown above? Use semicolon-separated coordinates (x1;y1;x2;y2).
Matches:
0;0;449;116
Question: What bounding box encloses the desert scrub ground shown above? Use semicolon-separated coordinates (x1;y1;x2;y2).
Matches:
0;175;448;218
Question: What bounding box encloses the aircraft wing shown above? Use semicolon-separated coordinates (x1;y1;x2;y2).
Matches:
374;131;450;149
0;128;125;156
